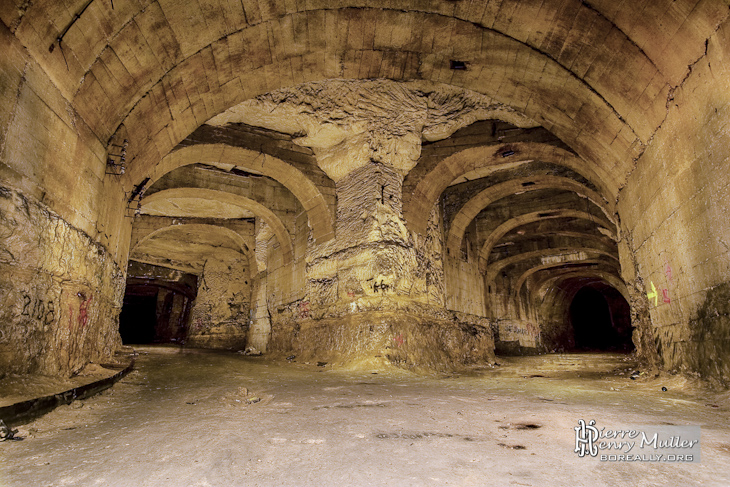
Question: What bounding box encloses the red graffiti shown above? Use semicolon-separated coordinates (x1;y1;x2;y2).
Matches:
347;291;355;298
394;334;405;347
78;295;93;328
526;322;540;338
298;301;310;319
68;304;75;331
662;289;671;304
665;263;673;281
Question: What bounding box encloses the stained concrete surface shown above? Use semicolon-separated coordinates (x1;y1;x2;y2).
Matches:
2;347;730;487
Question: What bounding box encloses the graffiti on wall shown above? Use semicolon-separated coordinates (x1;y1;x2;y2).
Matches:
77;293;93;328
298;301;310;319
646;265;672;307
19;292;56;326
498;321;541;347
67;292;94;331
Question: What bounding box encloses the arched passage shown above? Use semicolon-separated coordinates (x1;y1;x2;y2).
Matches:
126;223;257;349
104;8;659;196
478;210;617;272
445;175;614;257
131;223;258;274
119;270;198;346
140;187;294;265
534;274;633;353
405;143;616;235
143;144;335;243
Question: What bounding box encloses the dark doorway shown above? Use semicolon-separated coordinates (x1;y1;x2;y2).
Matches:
119;263;198;345
119;293;159;344
569;286;633;352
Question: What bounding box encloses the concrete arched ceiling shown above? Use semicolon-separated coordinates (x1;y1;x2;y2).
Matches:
131;223;258;275
445;174;612;258
477;210;616;272
140;188;294;264
404;142;614;235
9;4;726;191
146;144;334;243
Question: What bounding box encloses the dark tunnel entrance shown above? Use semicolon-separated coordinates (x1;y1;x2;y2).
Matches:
119;262;198;345
569;286;634;352
119;292;159;344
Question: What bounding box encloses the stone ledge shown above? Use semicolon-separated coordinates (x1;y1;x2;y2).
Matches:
0;359;134;428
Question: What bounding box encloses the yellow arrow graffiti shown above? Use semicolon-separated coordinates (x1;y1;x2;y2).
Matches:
647;281;658;306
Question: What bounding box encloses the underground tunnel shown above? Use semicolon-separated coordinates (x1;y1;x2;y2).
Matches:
2;1;730;485
569;285;634;353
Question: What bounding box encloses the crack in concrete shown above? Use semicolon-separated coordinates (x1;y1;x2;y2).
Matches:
618;16;729;200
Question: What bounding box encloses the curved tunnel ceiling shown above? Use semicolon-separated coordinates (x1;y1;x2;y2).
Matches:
130;223;257;275
5;1;727;195
5;0;724;322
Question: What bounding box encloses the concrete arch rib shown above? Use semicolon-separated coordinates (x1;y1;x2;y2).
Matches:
478;210;617;273
132;223;258;274
19;2;676;147
110;10;642;196
143;144;334;244
535;271;630;305
405;143;615;236
514;259;620;299
446;175;614;259
140;188;293;265
485;247;618;284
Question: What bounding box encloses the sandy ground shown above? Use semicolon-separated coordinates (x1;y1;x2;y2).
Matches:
1;347;729;487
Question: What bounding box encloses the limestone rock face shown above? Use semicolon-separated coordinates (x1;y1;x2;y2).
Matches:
209;80;537;181
187;257;251;350
3;1;730;385
0;186;123;376
270;310;495;373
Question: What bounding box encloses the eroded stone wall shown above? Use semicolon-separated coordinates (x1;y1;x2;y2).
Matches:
0;186;123;375
187;257;251;350
1;25;126;376
270;309;495;372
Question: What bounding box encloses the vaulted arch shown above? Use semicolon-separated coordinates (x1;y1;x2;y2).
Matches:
140;144;334;244
514;259;620;299
405;143;614;235
131;223;258;274
15;1;702;153
445;175;613;258
95;9;661;196
534;271;630;305
478;210;617;272
485;247;618;283
140;188;294;265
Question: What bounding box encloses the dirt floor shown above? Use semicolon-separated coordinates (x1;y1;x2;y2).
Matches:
2;347;729;487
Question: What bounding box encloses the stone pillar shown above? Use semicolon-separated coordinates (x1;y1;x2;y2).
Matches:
248;221;273;352
305;131;444;314
287;133;491;370
214;80;504;368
